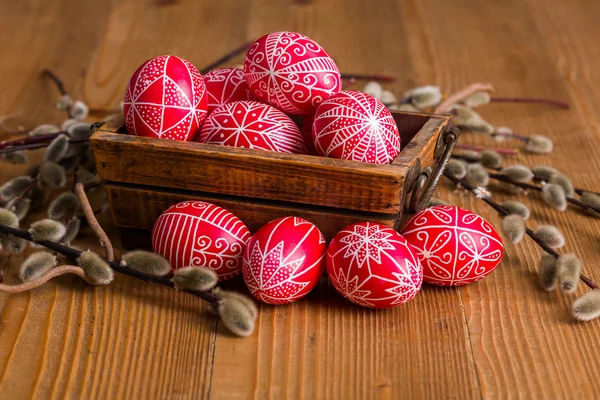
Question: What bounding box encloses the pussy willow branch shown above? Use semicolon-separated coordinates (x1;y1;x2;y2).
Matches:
0;223;220;302
434;82;495;114
0;265;96;293
455;143;519;155
443;171;599;290
74;183;114;261
0;137;89;154
42;69;68;96
0;132;63;150
490;97;570;109
488;173;600;216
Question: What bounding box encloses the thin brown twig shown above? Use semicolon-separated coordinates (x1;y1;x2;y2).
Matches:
444;172;599;290
0;265;97;293
490;97;570;109
341;73;396;83
42;69;68;96
435;82;495;114
456;143;518;155
74;183;114;261
0;132;64;150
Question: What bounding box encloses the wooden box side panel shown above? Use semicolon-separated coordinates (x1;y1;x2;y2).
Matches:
106;183;397;240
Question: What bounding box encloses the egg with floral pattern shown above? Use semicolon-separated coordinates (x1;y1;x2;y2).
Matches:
203;68;253;115
326;222;422;309
123;55;208;141
401;205;504;286
152;201;250;280
242;217;326;304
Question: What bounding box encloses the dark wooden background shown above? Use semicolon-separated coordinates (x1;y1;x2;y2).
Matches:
1;0;599;398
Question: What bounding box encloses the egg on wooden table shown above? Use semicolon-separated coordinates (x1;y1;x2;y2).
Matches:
401;205;504;286
244;31;342;115
198;100;307;153
123;55;208;141
203;67;253;115
312;90;401;164
242;216;327;304
326;222;423;309
151;201;250;281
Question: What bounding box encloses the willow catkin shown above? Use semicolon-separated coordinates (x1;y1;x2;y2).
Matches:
532;165;559;181
501;215;526;244
445;159;467;179
549;173;574;197
215;288;259;321
526;135;553;153
556;254;582;294
572;290;600;321
404;86;442;108
39;162;67;188
463;91;491;108
62;217;81;244
67;122;93;140
172;266;218;292
0;208;19;228
499;165;534;183
580;191;600;211
542;184;567;211
77;251;114;285
0;176;32;202
499;200;530;219
29;124;59;136
47;192;81;220
44;134;69;163
29;219;67;242
363;81;383;100
480;150;503;169
217;297;256;337
465;164;489;187
19;252;56;282
120;250;171;276
534;225;565;249
1;151;28;164
70;101;89;121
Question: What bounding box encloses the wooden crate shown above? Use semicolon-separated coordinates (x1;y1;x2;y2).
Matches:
90;111;457;244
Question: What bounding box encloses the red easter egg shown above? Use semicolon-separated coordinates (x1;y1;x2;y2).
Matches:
300;114;318;155
203;68;253;115
244;31;342;115
198;101;306;153
401;205;504;286
313;91;400;164
326;222;422;308
152;201;250;280
123;55;208;141
242;217;326;304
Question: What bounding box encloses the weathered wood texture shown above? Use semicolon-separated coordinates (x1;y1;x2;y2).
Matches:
1;0;600;399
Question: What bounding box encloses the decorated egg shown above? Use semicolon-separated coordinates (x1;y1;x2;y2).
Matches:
326;222;422;308
151;201;250;280
401;205;504;286
203;68;253;115
243;31;342;115
313;91;400;164
198;101;306;153
300;115;318;156
242;217;326;304
123;55;208;141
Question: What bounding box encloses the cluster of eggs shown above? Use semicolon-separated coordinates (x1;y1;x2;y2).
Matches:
152;201;504;308
123;31;401;165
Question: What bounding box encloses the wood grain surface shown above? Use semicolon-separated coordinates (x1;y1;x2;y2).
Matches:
1;0;599;399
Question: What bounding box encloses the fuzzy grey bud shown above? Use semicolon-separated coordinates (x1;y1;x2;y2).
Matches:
44;134;69;163
526;135;553;154
556;253;582;294
12;199;31;221
70;101;89;121
363;81;383;100
548;173;574;197
62;217;81;244
499;165;533;183
0;176;32;202
542;184;567;211
534;225;565;249
76;169;101;188
67;122;93;141
380;90;397;105
388;103;420;112
479;150;503;169
61;119;78;132
445;159;467;179
1;151;28;164
465;164;489;187
29;219;67;242
580;191;600;211
120;250;171;276
532;165;559;181
0;208;19;228
217;297;255;337
172;266;218;292
463;91;491;108
56;95;73;111
19;252;56;282
39;162;67;188
499;200;530;220
572;290;600;321
77;251;114;285
29;124;60;137
214;288;258;321
404;86;442;109
538;254;558;291
47;192;80;220
501;214;526;244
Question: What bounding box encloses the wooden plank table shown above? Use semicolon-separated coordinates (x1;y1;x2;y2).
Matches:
1;0;599;398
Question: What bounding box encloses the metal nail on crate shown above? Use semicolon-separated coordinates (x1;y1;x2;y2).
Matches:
90;111;457;246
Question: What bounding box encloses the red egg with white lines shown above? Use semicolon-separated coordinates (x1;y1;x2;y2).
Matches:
151;201;251;280
242;217;326;304
401;205;504;286
244;31;342;115
313;90;400;164
198;101;306;153
203;68;253;115
326;222;422;309
123;55;208;141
